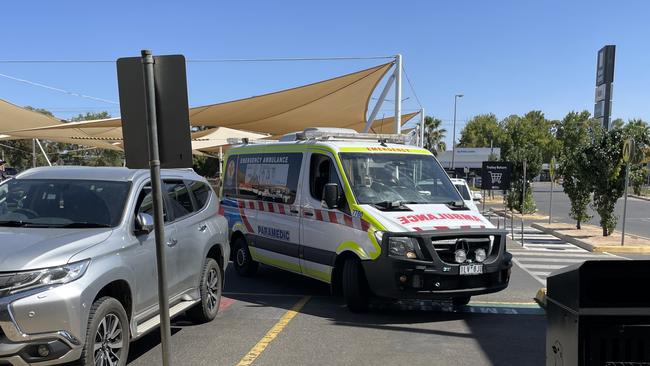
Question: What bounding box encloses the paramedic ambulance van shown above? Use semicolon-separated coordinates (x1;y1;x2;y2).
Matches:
220;128;512;311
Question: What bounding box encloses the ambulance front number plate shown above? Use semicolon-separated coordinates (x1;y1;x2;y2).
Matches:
459;264;483;275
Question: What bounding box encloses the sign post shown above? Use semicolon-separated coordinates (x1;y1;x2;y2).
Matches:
117;50;193;366
141;50;172;366
548;157;555;224
481;161;512;233
521;160;526;245
621;139;634;246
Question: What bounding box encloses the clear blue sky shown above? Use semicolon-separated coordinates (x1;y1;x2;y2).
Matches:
1;0;649;148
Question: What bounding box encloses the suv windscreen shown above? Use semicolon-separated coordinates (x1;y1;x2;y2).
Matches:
0;179;130;227
339;153;463;205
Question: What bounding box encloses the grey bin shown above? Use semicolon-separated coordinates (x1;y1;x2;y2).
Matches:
546;260;650;366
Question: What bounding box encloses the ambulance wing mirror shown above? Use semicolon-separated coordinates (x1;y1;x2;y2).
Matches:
323;183;339;209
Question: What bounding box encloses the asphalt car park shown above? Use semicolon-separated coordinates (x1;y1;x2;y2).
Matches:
126;245;547;366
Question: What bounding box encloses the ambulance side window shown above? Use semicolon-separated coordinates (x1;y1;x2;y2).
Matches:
310;154;348;212
237;153;302;204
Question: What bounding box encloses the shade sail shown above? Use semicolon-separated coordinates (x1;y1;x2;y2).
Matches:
188;62;393;134
0;99;121;150
341;111;420;134
190;127;269;151
1;62;419;151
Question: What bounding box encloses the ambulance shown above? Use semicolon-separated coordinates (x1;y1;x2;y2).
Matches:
220;128;512;311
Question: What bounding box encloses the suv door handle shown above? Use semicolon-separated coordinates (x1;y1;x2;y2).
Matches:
166;238;178;247
198;224;208;232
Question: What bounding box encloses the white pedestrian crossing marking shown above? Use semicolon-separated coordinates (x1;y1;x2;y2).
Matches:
489;218;613;284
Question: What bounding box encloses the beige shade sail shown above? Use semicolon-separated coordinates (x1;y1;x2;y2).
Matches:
341;111;420;134
188;62;394;135
190;127;269;152
1;62;418;151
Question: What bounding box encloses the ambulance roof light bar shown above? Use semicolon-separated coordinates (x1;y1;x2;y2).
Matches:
297;127;407;144
226;137;278;145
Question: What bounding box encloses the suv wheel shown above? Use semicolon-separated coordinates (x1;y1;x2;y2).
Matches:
80;297;129;366
342;257;370;312
233;237;258;276
188;258;222;323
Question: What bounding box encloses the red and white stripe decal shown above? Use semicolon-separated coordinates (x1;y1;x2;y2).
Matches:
237;199;370;232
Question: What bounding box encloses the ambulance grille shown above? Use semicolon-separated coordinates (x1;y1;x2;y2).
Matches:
429;236;498;264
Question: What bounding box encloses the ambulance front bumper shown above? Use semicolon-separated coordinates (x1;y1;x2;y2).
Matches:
362;228;512;300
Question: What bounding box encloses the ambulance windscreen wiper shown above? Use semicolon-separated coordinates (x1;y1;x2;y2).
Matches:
372;200;412;211
444;200;469;211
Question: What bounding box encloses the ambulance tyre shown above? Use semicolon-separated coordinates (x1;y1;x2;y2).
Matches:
342;257;370;312
233;236;258;276
452;296;471;307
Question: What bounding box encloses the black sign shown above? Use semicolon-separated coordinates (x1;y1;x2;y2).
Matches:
481;161;512;190
596;45;616;86
594;45;615;130
117;55;192;169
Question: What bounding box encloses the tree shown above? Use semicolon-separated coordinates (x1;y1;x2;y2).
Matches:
583;126;626;236
630;166;648;196
458;113;505;148
501;111;556;213
622;119;650;197
556;111;594;229
423;116;446;156
60;112;124;167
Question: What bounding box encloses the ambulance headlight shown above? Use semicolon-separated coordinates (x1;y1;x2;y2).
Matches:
474;248;487;263
388;237;419;259
454;249;467;263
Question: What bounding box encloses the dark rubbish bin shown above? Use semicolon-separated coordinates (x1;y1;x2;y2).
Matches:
546;260;650;366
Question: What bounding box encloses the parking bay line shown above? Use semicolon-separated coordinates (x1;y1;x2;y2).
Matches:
235;295;311;366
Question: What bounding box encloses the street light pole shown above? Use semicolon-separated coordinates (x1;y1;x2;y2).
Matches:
451;94;463;172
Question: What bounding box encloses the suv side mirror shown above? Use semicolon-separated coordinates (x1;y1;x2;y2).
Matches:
472;192;482;201
135;213;154;235
323;183;339;209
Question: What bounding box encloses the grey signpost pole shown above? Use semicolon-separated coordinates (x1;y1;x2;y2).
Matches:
141;50;173;366
548;157;555;225
621;139;633;247
621;163;630;246
521;160;526;245
510;189;514;240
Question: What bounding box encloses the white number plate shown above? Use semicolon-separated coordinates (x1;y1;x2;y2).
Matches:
459;264;483;275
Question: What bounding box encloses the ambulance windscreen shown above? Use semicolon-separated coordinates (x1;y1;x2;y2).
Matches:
339;153;463;206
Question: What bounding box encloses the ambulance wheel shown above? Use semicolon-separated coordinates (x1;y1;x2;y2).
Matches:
233;237;258;276
342;257;370;312
452;296;471;307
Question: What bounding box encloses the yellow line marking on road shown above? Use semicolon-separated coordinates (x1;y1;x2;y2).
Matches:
235;296;311;366
470;301;537;305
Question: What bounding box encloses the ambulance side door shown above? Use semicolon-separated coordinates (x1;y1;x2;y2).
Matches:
248;152;304;274
299;151;347;283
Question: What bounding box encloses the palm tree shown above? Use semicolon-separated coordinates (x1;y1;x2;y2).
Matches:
423;116;447;155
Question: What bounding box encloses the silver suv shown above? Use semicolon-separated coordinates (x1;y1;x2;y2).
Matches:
0;167;229;365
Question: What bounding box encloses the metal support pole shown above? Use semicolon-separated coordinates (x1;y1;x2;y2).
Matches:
621;162;630;246
419;108;425;148
141;49;172;366
32;139;36;168
363;74;395;133
548;178;554;224
510;190;514;240
35;139;51;166
451;94;463;170
394;54;402;134
521;160;526;245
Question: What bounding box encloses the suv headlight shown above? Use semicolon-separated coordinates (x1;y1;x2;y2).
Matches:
2;260;90;295
388;237;419;259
